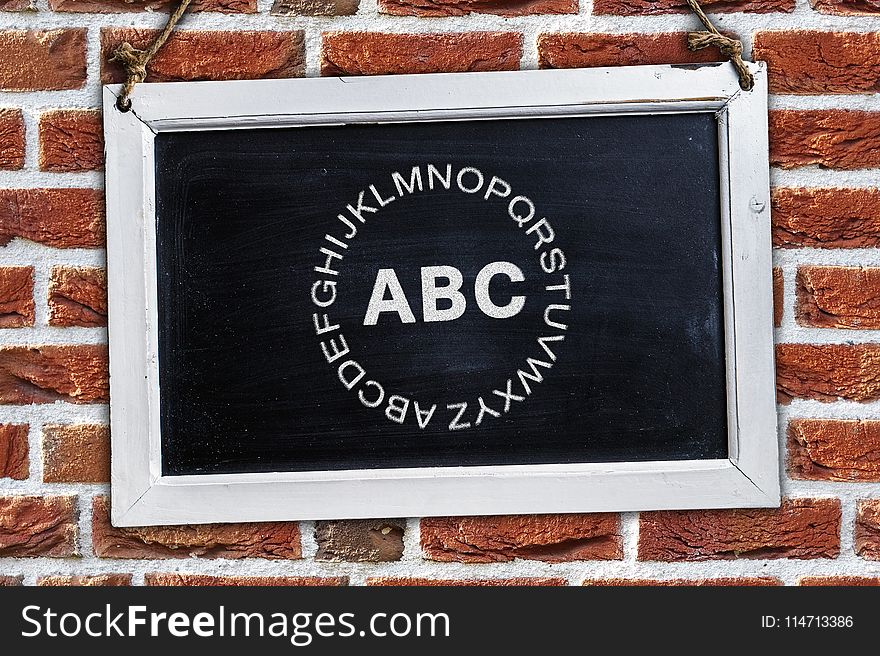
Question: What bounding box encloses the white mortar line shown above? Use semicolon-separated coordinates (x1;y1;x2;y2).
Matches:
777;258;795;332
299;520;318;559
77;490;94;558
620;511;639;564
31;259;51;328
0;170;105;187
0;402;109;425
0;327;107;345
25;422;42;485
0;244;106;267
400;517;422;563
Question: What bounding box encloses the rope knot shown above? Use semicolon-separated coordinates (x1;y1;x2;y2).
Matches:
110;43;149;111
110;42;149;78
687;32;741;58
109;0;193;112
684;0;754;91
687;31;753;91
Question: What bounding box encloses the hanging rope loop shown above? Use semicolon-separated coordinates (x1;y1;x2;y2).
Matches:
110;0;754;111
110;0;193;112
685;0;754;91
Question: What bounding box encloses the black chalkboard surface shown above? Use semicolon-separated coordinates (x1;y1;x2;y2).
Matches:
155;112;726;476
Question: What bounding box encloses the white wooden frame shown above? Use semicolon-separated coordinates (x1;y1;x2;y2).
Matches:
105;63;778;527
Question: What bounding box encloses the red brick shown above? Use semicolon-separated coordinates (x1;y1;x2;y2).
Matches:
776;343;880;404
271;0;358;14
856;500;880;560
368;577;567;586
638;498;841;561
770;110;880;170
593;0;793;14
1;0;35;9
321;32;522;76
789;419;880;482
773;267;783;327
380;0;575;16
0;575;22;585
0;30;86;91
0;188;104;249
92;497;302;559
48;267;107;327
42;424;109;483
0;345;108;404
145;573;347;586
101;29;305;84
0;424;28;480
50;0;255;12
38;574;132;586
772;188;880;249
0;267;33;327
754;32;880;95
811;0;880;14
39;110;103;173
0;496;78;557
538;32;723;69
0;109;24;170
584;577;782;586
800;576;880;585
796;267;880;329
421;514;621;563
315;519;404;562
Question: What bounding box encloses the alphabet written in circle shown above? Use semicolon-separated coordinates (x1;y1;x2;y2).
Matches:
310;163;571;432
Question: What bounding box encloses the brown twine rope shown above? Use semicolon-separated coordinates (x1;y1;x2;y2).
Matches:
110;0;193;112
685;0;754;91
109;0;752;112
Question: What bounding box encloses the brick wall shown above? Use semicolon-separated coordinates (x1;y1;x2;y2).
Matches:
1;0;879;587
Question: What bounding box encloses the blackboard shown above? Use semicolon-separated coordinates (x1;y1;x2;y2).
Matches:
107;65;779;524
155;112;727;476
